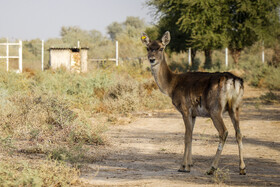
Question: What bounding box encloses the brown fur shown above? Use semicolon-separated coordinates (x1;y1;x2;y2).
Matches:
141;31;246;175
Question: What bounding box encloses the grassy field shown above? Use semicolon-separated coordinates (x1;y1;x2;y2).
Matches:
0;63;172;186
0;47;279;185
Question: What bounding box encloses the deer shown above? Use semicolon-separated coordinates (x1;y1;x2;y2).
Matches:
141;31;246;175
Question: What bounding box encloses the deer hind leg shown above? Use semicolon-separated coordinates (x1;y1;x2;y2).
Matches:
178;114;194;173
229;107;246;175
207;113;228;175
189;117;196;167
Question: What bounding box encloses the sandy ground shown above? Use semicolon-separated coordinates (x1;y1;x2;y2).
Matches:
81;86;280;186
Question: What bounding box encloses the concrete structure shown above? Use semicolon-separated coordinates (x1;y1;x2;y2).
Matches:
49;47;89;73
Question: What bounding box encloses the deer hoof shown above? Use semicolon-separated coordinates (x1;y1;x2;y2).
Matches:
206;167;217;175
178;165;190;173
239;167;246;175
178;169;190;173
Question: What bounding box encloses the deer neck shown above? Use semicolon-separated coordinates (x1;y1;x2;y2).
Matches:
151;54;174;96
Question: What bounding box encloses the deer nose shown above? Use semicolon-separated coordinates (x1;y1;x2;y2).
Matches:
149;59;155;63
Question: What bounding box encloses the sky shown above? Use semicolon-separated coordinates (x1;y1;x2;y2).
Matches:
1;0;156;40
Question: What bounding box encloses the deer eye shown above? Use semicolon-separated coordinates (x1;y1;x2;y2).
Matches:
159;48;164;51
146;48;150;52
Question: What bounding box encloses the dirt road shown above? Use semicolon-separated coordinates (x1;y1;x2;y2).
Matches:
82;86;280;186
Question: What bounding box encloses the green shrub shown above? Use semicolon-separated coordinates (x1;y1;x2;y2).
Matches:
238;59;280;90
263;68;280;90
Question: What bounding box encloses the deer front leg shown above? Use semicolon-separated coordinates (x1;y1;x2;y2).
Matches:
178;113;193;173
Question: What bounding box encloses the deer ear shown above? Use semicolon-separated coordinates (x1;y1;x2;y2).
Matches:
141;32;150;47
161;31;171;46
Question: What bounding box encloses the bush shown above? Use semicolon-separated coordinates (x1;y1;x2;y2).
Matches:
239;60;280;90
0;159;81;186
260;91;280;104
0;64;174;184
0;91;104;146
0;65;172;160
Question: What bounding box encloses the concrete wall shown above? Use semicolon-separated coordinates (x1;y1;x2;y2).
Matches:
49;49;71;70
49;48;88;72
80;49;88;73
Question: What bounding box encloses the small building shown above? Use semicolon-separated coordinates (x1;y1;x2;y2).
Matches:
49;47;89;73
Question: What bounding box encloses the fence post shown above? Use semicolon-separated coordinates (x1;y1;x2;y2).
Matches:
188;48;192;66
42;40;44;71
116;41;119;66
6;38;9;71
19;40;22;73
225;47;228;67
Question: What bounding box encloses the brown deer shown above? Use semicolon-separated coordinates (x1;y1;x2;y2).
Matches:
141;31;246;175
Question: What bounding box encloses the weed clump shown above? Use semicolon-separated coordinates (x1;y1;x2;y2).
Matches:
0;92;103;146
260;91;280;104
211;168;230;184
0;159;81;186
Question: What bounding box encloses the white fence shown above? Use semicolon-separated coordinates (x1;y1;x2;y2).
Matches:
89;41;119;66
0;39;22;72
188;46;265;68
0;39;267;71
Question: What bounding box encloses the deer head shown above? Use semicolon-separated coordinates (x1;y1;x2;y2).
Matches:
141;31;170;66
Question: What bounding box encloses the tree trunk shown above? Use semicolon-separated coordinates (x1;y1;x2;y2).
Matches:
230;48;242;65
191;49;196;65
204;49;212;69
189;49;199;71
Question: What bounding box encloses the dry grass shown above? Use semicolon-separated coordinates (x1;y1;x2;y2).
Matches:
0;64;171;185
260;91;280;104
0;158;82;186
0;47;278;185
211;168;231;184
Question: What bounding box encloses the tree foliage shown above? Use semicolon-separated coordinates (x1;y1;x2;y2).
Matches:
224;0;280;64
16;16;147;67
147;0;280;67
107;16;147;58
59;26;115;58
107;16;146;40
107;22;123;41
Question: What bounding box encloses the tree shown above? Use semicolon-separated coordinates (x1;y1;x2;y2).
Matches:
146;1;193;53
107;22;123;40
144;26;159;41
224;0;280;64
107;17;147;58
124;16;145;29
60;26;90;46
60;26;115;58
147;0;227;68
147;0;280;67
24;39;42;56
107;17;146;40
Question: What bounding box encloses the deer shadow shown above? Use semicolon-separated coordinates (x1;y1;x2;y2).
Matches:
83;127;280;186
